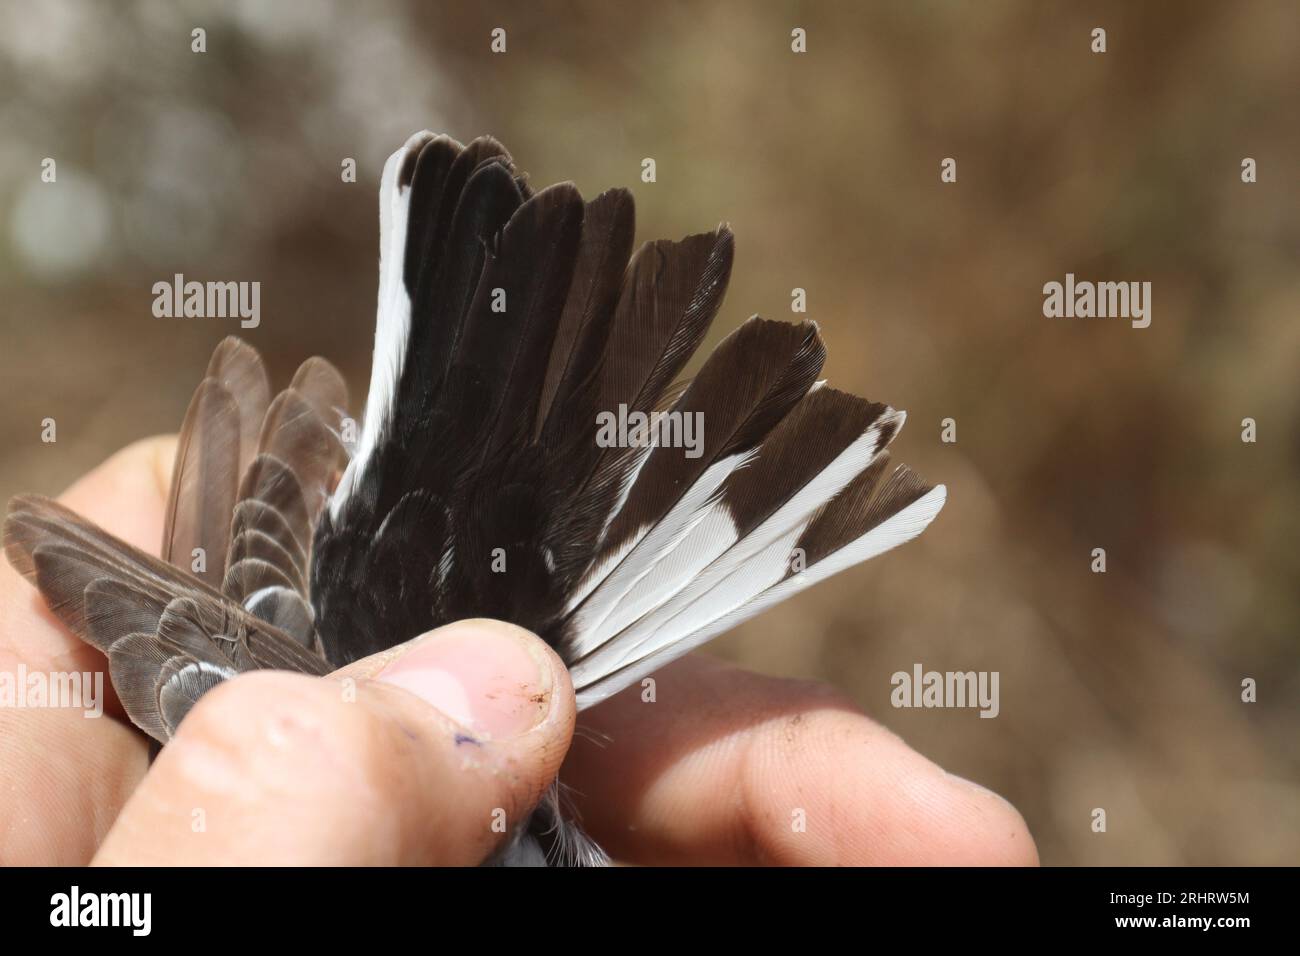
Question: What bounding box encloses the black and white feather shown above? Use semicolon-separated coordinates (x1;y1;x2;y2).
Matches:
3;132;946;867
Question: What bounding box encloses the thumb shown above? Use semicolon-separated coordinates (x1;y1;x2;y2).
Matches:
92;619;575;866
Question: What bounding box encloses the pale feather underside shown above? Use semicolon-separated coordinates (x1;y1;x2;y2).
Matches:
2;131;946;867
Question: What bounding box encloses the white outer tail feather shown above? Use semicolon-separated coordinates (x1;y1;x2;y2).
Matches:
573;482;947;708
565;450;754;656
332;133;428;518
568;412;917;697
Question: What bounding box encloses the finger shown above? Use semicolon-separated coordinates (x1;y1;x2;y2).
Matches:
0;436;175;863
93;619;576;866
58;434;177;546
562;654;1038;866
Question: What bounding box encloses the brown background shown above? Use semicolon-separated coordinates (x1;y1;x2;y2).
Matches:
1;0;1297;864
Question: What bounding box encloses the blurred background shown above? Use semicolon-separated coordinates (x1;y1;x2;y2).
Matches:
1;0;1297;864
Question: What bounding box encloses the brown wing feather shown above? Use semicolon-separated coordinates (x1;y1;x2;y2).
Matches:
3;494;330;742
160;378;241;588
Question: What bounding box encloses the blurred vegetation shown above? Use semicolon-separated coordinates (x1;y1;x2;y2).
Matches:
1;0;1297;864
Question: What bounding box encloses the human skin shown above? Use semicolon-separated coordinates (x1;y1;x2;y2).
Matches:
0;437;1037;866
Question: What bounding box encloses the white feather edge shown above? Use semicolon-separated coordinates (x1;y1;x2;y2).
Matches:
561;435;662;613
330;131;431;518
568;412;902;686
573;482;947;708
565;381;839;645
564;450;754;657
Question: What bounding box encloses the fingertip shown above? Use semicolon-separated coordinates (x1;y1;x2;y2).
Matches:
852;735;1040;865
376;620;564;731
339;618;575;744
935;773;1040;866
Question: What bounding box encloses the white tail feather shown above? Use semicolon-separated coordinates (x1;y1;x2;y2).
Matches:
564;451;753;657
573;482;946;708
332;132;429;517
568;415;900;690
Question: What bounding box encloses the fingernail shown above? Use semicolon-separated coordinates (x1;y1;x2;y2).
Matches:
376;622;553;739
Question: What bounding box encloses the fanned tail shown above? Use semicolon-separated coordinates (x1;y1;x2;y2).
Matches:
4;131;947;867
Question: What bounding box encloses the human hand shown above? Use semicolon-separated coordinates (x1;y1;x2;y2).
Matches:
0;438;1036;865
